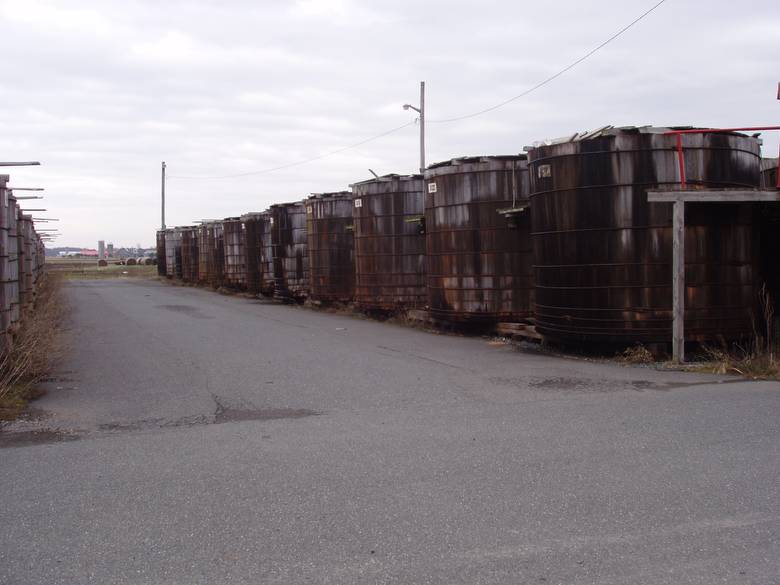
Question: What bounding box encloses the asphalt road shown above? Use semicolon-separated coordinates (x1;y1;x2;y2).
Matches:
1;279;779;585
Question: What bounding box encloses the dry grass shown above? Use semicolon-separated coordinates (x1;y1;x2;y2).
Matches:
0;273;67;419
699;284;780;380
619;344;655;364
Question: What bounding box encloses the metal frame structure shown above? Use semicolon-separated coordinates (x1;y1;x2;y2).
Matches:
649;126;780;363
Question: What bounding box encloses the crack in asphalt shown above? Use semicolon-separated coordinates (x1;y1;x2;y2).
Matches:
0;395;320;449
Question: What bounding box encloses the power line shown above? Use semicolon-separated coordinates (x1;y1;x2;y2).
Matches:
427;0;670;124
169;120;416;180
169;0;669;180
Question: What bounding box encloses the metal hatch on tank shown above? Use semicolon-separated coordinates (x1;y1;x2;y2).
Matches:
424;156;533;325
528;125;761;344
351;174;426;312
305;191;354;303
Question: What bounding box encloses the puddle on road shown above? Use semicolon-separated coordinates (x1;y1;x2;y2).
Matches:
214;406;318;423
1;397;320;448
492;376;761;393
213;395;319;424
155;304;214;319
528;377;625;393
0;429;81;449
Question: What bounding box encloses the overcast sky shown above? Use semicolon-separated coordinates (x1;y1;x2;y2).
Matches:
1;0;778;247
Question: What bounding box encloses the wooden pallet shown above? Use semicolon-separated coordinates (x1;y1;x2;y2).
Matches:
494;322;543;342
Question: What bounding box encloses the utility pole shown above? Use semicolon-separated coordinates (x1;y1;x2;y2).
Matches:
419;81;425;174
161;161;166;229
403;81;426;174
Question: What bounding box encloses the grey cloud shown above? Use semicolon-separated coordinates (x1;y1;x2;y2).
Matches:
0;0;778;246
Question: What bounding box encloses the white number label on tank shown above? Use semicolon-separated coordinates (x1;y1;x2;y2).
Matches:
354;198;362;208
538;164;552;179
306;206;313;214
428;182;437;193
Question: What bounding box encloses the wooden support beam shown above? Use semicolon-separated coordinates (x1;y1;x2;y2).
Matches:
672;199;685;364
648;188;780;363
648;189;780;203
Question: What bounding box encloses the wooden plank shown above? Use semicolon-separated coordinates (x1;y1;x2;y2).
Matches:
648;189;780;203
672;199;685;364
495;322;542;341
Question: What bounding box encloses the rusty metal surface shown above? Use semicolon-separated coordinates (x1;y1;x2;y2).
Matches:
528;126;761;344
197;224;211;285
197;222;224;288
7;195;19;325
305;192;354;303
156;230;167;277
424;157;533;324
18;214;33;311
223;218;247;289
258;213;275;296
179;226;199;283
0;180;45;349
761;157;778;189
351;175;426;311
0;178;11;340
211;222;225;288
270;202;309;301
241;213;266;295
163;229;178;278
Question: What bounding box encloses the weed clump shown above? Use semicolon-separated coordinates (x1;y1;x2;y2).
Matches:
702;284;779;380
0;273;66;419
619;344;655;364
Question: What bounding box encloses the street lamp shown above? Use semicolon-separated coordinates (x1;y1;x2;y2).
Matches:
403;81;426;174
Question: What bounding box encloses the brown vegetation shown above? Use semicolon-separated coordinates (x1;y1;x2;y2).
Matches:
619;344;655;364
702;284;779;379
0;273;66;419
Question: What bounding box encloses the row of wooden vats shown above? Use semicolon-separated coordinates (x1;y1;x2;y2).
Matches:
157;126;780;348
0;175;47;353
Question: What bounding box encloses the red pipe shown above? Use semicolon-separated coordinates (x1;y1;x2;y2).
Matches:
663;126;780;190
664;126;780;134
676;133;686;188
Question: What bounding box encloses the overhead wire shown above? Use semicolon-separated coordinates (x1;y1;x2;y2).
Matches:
428;0;669;123
169;0;669;180
168;120;416;180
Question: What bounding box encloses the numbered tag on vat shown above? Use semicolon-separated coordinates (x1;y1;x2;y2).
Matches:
354;198;362;208
538;164;552;179
306;206;313;214
427;182;437;193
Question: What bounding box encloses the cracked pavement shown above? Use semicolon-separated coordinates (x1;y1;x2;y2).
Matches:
1;279;779;585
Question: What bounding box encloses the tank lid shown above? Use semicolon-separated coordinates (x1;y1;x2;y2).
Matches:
240;212;267;220
307;191;352;200
427;155;527;170
270;201;304;209
530;125;756;148
350;173;422;188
